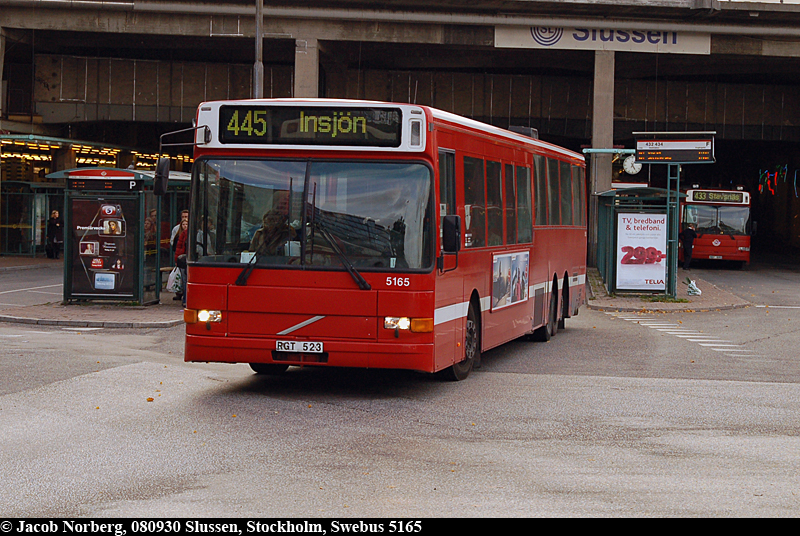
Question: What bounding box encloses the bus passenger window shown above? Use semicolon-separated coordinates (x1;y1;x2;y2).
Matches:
439;149;456;246
463;156;485;248
571;165;585;227
516;166;532;243
438;150;456;217
486;160;503;246
560;161;573;226
547;158;561;225
504;164;517;245
533;155;546;226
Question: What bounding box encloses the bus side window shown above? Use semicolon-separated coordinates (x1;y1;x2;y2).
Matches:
560;160;573;226
486;160;503;246
438;150;456;218
463;156;485;248
504;164;517;245
516;165;532;243
533;155;546;226
547;157;561;225
571;165;585;227
439;149;456;247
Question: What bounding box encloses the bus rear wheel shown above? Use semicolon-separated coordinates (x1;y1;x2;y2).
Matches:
439;304;479;381
249;363;289;375
532;292;558;342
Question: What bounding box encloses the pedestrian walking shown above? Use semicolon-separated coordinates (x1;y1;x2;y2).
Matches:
46;210;64;259
680;223;698;270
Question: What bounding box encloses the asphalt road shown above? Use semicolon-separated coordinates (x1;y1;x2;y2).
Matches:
0;264;64;309
0;261;798;517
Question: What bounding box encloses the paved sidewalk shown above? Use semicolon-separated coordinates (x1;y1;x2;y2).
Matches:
0;255;751;328
0;255;183;328
585;267;751;313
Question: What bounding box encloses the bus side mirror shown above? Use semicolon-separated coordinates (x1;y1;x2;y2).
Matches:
153;157;170;196
443;215;461;253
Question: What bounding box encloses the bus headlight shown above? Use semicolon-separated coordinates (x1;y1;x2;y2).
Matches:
385;317;411;330
384;317;433;333
197;310;222;323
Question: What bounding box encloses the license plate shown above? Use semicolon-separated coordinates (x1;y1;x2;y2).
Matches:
709;255;722;260
276;340;324;353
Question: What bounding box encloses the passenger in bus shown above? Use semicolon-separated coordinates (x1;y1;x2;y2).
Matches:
250;209;297;256
679;223;698;270
196;216;216;256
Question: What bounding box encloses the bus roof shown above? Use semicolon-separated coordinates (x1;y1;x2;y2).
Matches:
196;98;585;163
429;107;584;163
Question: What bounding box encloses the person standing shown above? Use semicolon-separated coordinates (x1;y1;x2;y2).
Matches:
174;219;189;306
170;209;189;253
46;210;64;259
680;223;698;270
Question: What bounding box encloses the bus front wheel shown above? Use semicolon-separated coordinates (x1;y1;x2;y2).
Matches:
439;304;480;381
249;363;289;375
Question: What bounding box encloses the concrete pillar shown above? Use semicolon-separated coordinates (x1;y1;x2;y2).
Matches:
588;50;615;266
53;147;76;171
294;38;319;98
0;29;6;120
117;151;136;169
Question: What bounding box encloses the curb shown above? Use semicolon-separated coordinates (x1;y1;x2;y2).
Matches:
0;263;59;272
585;302;751;313
0;314;183;328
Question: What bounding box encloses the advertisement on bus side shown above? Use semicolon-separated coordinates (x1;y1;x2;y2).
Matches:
492;252;530;310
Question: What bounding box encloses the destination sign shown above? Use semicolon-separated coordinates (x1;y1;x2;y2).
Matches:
67;178;143;191
219;105;403;147
635;139;715;164
688;190;746;204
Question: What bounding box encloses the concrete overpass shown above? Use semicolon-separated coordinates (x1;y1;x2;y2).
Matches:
2;0;800;257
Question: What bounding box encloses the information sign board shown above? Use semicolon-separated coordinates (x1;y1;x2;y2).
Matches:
635;139;714;164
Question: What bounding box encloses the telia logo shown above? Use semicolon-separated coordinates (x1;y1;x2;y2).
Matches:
531;27;563;47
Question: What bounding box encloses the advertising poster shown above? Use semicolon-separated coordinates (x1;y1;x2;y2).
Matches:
615;213;667;291
70;197;137;297
492;251;529;310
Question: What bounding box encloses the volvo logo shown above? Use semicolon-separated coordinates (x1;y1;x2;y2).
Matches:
531;27;563;47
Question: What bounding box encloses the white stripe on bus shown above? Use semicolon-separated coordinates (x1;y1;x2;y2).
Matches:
433;273;586;326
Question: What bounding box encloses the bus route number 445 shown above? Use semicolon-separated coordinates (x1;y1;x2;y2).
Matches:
276;341;324;353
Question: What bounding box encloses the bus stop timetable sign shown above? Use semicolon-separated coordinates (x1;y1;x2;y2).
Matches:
635;138;714;164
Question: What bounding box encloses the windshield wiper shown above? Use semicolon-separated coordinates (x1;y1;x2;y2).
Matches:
316;222;371;291
234;252;259;286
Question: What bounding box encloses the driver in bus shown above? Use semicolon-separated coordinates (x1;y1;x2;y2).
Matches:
250;209;297;256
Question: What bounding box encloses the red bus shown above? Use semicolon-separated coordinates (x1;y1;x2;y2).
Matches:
681;188;751;268
166;99;586;380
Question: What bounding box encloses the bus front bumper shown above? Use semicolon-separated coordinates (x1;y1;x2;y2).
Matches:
185;334;435;373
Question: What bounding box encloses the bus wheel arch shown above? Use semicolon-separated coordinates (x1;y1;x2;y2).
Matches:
438;292;481;381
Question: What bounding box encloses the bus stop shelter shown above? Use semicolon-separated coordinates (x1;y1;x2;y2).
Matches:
46;167;190;305
597;187;685;296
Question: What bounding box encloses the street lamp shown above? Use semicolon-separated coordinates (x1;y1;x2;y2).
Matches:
254;0;263;99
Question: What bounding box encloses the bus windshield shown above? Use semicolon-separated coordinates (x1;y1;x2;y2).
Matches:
190;159;434;271
684;205;750;236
